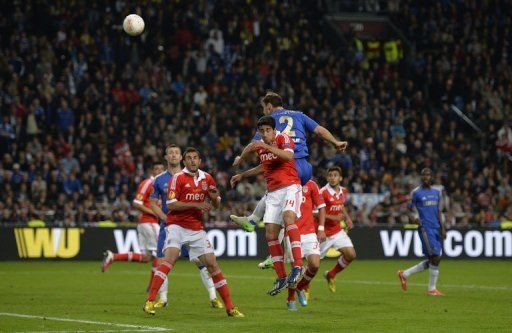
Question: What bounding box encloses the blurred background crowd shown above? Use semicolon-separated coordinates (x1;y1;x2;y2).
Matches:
0;0;510;228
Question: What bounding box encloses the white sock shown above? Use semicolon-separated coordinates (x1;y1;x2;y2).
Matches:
249;195;267;223
428;265;439;291
403;260;429;278
199;266;217;300
158;276;168;302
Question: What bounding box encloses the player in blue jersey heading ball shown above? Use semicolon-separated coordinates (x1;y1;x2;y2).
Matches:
398;168;446;296
231;91;348;232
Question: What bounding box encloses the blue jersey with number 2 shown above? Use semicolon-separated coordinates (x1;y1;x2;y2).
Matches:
252;109;319;159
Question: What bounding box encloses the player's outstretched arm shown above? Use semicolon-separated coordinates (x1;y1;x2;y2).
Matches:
233;143;257;166
314;125;348;152
230;164;263;188
149;198;167;221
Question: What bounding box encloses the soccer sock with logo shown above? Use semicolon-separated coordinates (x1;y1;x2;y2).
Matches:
211;269;234;311
403;260;429;278
267;238;287;278
198;265;217;300
297;267;318;291
285;224;303;267
327;255;352;279
147;260;173;301
428;265;439;291
113;252;143;262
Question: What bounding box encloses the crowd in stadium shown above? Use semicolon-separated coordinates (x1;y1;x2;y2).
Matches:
0;0;510;227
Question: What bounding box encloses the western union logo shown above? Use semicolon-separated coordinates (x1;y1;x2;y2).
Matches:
14;228;83;258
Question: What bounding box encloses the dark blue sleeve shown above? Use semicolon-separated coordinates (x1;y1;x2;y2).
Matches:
149;181;159;199
302;113;319;133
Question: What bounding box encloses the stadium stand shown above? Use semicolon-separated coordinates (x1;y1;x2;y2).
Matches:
0;0;510;227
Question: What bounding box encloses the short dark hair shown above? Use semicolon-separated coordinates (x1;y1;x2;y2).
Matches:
421;168;432;175
183;147;200;159
257;115;276;129
328;166;343;176
153;161;165;167
261;91;283;107
165;144;181;155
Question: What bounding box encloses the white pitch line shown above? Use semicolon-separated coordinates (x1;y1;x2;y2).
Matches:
161;272;512;292
0;313;173;332
14;331;158;333
1;269;510;291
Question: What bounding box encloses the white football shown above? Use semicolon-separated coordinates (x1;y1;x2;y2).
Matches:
123;14;145;36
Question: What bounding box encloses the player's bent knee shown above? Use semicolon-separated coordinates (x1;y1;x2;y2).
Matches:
345;248;357;261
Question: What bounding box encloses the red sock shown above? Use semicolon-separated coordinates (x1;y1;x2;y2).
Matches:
297;267;317;291
286;224;302;267
113;253;143;262
287;287;296;302
267;239;287;278
147;260;173;301
148;258;158;290
211;269;234;311
328;256;352;279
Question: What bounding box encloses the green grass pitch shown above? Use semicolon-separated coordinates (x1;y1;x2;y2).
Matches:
0;260;511;332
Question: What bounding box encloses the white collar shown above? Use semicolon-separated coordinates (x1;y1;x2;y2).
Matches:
182;167;206;182
326;184;342;196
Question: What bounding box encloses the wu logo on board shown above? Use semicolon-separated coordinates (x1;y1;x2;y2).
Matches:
14;228;83;258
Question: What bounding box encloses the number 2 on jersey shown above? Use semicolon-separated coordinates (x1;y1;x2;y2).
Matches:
279;116;296;137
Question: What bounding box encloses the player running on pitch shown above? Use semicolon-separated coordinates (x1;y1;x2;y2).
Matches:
148;144;222;308
101;162;164;291
144;147;244;317
231;116;305;296
231;91;347;231
320;167;356;293
284;179;326;310
398;168;446;296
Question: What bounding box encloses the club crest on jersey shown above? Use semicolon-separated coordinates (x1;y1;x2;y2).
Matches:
168;191;176;199
201;181;208;191
136;194;143;200
303;186;309;193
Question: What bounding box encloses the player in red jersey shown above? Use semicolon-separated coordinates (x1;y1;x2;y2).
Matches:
319;166;356;293
144;147;244;318
101;162;165;273
284;179;326;310
231;115;304;296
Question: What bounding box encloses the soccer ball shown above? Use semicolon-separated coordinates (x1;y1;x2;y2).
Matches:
123;14;145;36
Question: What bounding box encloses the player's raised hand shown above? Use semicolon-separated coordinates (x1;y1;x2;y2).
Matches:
335;140;348;152
233;155;242;167
230;174;243;188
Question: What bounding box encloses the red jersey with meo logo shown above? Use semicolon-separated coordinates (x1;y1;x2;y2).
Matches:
256;133;301;192
296;180;326;234
165;168;217;230
320;184;349;237
133;177;158;223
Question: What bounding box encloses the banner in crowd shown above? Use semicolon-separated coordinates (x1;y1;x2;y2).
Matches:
0;227;510;260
